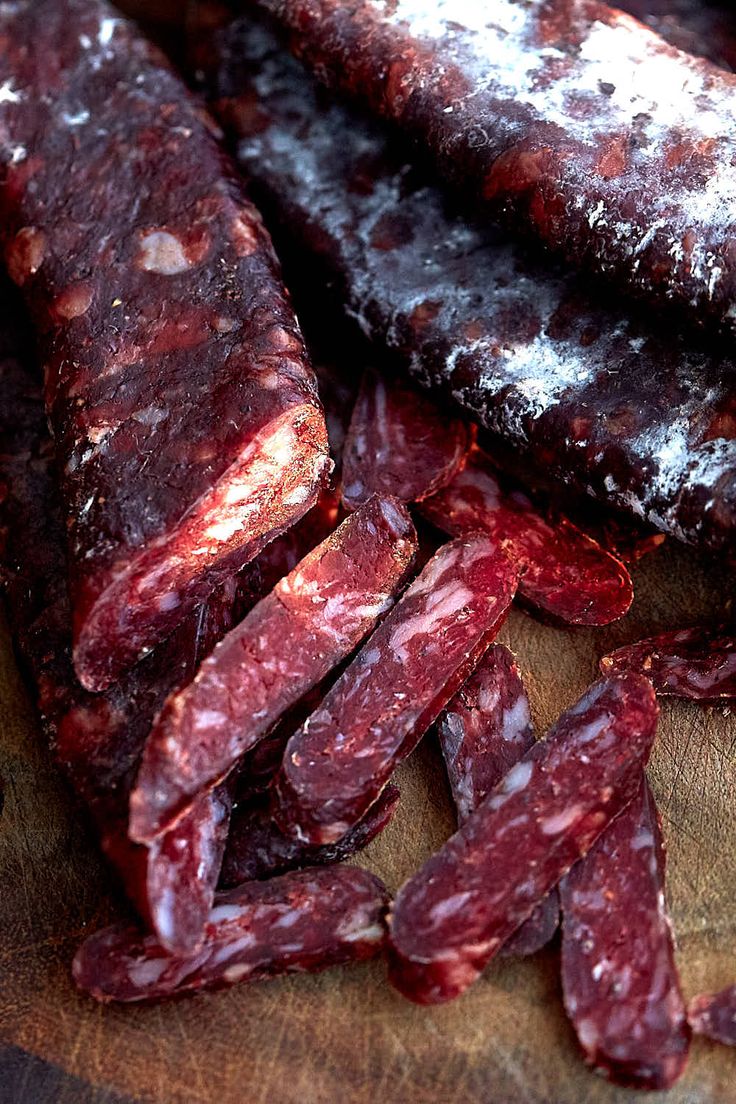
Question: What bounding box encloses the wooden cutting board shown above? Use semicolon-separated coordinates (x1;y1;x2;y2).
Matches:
0;537;734;1104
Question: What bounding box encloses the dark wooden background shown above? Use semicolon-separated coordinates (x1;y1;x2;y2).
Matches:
1;539;735;1103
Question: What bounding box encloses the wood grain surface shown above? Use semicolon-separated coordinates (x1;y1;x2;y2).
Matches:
0;538;734;1104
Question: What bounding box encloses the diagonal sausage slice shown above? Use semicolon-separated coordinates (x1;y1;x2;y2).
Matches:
130;495;417;842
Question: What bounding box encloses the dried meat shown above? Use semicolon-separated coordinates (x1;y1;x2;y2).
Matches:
341;367;471;510
275;534;519;845
388;672;659;1005
220;785;400;886
560;780;690;1090
437;645;559;957
0;0;329;691
420;450;633;626
688;985;736;1047
198;16;736;554
72;865;389;1003
0;282;250;955
256;0;736;339
130;495;417;843
619;1;736;70
600;625;736;700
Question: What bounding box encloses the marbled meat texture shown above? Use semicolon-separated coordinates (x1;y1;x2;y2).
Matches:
0;0;329;691
438;644;559;957
72;865;389;1003
341;367;472;510
256;0;736;339
201;17;736;554
420;449;633;625
130;495;417;843
220;784;400;886
600;624;736;700
688;985;736;1047
387;672;659;1005
274;534;519;845
560;779;690;1090
0;282;250;956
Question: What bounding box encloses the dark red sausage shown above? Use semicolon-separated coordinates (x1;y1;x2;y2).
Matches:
600;625;736;701
388;672;659;1005
255;0;736;339
341;367;471;511
130;495;417;843
688;985;736;1047
197;16;736;556
420;450;633;626
437;645;559;957
220;785;400;886
72;865;389;1003
0;0;329;691
560;780;690;1090
274;534;519;846
0;283;250;956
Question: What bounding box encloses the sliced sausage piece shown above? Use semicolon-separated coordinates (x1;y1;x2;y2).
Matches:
130;495;417;843
600;626;736;701
438;645;559;957
72;865;389;1003
220;785;400;886
99;789;232;957
0;0;329;691
254;0;736;339
196;16;736;555
274;534;519;845
560;780;690;1090
0;289;251;955
388;672;659;1005
342;368;472;511
420;450;633;626
688;985;736;1047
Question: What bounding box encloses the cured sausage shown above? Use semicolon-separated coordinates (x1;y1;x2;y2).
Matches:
420;450;633;626
341;368;471;510
437;645;559;957
619;1;736;70
560;780;690;1090
387;672;659;1005
438;645;534;824
275;534;519;845
0;0;329;691
199;16;736;555
600;625;736;700
255;0;736;340
220;785;400;886
688;985;736;1047
130;495;417;843
72;865;389;1003
0;285;251;955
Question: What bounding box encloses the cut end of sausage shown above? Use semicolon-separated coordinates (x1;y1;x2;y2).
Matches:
73;403;330;691
419;451;634;627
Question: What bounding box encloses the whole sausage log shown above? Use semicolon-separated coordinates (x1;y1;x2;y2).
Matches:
196;16;736;555
254;0;736;340
0;0;329;690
